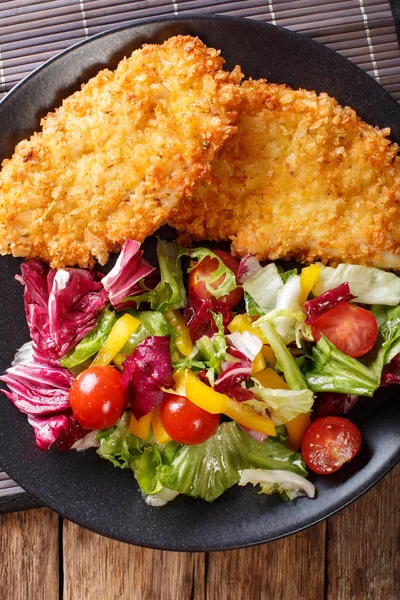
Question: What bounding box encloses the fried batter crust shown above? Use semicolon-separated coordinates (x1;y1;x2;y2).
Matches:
170;80;400;269
0;36;242;268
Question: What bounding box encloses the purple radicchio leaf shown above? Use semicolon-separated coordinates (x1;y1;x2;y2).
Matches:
27;412;87;451
214;345;254;402
304;282;356;325
121;336;173;420
237;253;262;285
381;354;400;386
184;290;232;342
17;260;108;359
101;239;157;311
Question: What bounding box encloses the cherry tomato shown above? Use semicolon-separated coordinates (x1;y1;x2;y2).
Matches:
188;249;243;308
69;366;125;430
160;394;220;445
302;416;362;475
312;302;378;358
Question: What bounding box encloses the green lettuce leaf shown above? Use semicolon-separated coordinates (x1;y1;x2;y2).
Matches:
248;378;314;425
305;335;379;396
60;309;116;368
158;422;307;502
370;305;400;378
243;262;283;310
121;310;173;358
255;319;309;390
279;268;298;284
244;292;266;317
173;312;227;385
96;413;143;469
183;247;238;299
239;468;315;500
129;239;186;311
135;446;163;495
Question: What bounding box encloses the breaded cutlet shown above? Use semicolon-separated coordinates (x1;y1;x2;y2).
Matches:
170;79;400;269
0;35;242;268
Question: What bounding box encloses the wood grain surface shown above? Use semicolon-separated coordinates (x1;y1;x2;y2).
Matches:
1;467;397;600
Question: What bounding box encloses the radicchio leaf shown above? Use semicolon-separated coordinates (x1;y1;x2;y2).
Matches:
18;260;108;359
381;354;400;386
0;359;73;415
305;282;356;325
184;291;232;342
101;239;157;311
237;254;262;285
214;345;254;402
27;412;87;451
121;336;173;419
312;392;359;419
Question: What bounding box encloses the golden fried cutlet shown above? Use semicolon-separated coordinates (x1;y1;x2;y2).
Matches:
170;79;400;269
0;36;242;268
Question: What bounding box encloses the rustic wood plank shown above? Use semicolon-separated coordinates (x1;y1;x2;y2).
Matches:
205;522;326;600
63;520;205;600
0;508;59;600
327;465;400;600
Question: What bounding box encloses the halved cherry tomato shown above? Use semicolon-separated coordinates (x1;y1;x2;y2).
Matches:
302;416;361;474
312;302;378;358
188;250;243;308
160;394;220;445
69;366;125;430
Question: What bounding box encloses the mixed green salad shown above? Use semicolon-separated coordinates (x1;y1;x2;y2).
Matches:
2;238;400;505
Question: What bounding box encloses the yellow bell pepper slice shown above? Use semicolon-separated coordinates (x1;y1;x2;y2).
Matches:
92;314;140;366
173;370;229;414
164;309;192;356
252;351;266;373
261;345;276;368
285;412;311;451
253;368;288;390
130;411;152;440
152;405;172;444
300;264;321;304
224;398;276;436
228;314;267;344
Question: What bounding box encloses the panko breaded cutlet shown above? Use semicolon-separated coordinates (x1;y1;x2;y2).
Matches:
169;79;400;270
0;36;242;268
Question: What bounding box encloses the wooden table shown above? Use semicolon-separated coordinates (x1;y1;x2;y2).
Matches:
0;465;398;599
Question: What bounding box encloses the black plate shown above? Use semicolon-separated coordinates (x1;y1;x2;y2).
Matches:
0;15;399;551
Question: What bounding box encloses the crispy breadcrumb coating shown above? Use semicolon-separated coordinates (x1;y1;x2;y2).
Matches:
0;36;242;268
170;80;400;269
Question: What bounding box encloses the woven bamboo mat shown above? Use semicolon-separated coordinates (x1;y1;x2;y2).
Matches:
0;0;399;511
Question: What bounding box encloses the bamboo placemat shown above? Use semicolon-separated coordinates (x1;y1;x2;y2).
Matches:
0;0;399;512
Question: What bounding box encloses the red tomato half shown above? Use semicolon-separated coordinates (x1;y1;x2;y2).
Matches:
69;366;125;430
302;416;362;475
160;394;220;445
312;302;378;358
188;249;243;308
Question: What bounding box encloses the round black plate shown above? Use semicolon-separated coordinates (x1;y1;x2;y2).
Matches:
0;15;399;551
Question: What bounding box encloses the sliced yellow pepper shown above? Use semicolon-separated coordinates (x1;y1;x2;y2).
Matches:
164;309;192;356
285;412;311;451
152;405;172;444
261;345;276;368
228;314;267;344
253;367;288;390
224;398;276;436
252;351;266;373
300;264;321;304
92;314;140;366
112;352;126;369
173;370;229;414
130;411;152;440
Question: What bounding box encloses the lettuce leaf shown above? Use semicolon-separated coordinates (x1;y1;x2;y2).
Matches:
158;422;307;502
244;292;266;317
239;468;315;500
305;335;379;396
129;239;186;312
314;263;400;305
248;379;314;425
184;247;239;299
96;413;143;469
243;263;283;310
255;319;309;390
370;305;400;378
121;310;173;358
60;309;116;368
